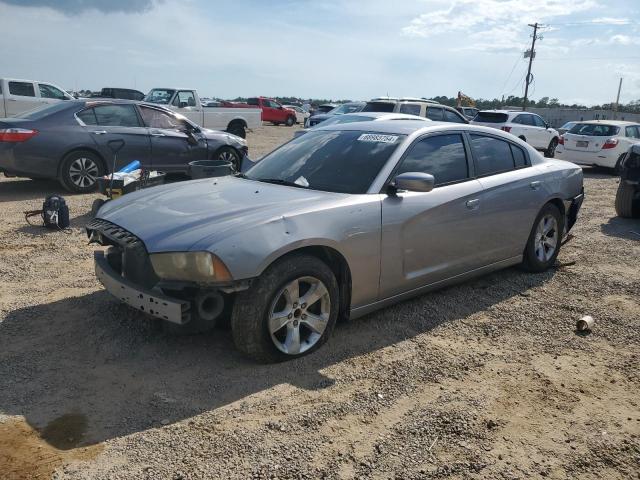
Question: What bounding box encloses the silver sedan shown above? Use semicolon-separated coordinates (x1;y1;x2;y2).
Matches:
88;121;584;362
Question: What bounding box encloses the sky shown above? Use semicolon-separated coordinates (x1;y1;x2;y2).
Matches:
1;0;639;106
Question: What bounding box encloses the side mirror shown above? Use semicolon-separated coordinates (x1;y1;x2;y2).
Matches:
390;172;435;193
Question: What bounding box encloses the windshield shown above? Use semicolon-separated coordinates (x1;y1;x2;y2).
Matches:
14;102;73;120
560;122;575;130
569;123;620;136
362;102;395;113
245;130;406;194
144;89;175;104
330;103;363;115
474;112;508;123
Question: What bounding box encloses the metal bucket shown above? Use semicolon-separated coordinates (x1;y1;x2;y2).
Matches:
188;160;233;179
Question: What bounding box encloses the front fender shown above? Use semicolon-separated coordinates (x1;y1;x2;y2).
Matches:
196;197;383;307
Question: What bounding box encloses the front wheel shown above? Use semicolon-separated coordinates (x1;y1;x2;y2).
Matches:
231;254;339;363
214;146;241;171
545;138;558;158
521;203;564;272
285;116;295;127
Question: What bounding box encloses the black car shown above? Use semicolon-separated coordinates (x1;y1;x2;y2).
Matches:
0;100;248;192
615;144;640;218
305;102;366;128
91;88;146;101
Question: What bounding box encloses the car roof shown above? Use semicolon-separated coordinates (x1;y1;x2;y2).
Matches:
572;120;639;126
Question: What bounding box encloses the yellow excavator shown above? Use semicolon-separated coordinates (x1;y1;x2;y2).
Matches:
456;91;478;120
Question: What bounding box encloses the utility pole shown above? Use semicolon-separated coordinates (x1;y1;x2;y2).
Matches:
523;22;540;111
613;77;623;119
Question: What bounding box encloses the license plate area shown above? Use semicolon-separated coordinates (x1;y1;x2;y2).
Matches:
576;140;589;148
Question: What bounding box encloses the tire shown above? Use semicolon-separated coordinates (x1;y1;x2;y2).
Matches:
59;150;104;193
545;138;558;158
613;154;626;176
231;254;339;363
227;123;246;139
285;116;295;127
214;146;241;171
615;183;639;218
521;203;564;272
90;198;106;217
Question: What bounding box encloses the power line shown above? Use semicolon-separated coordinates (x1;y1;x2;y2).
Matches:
498;52;525;98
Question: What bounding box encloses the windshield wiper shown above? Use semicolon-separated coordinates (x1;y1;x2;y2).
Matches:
255;178;308;188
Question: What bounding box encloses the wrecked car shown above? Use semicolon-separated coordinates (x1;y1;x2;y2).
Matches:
87;120;584;362
615;143;640;218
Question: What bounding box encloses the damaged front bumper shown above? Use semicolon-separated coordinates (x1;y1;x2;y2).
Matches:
94;250;191;324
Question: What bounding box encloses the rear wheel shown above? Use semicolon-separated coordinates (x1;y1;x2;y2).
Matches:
545;138;558;158
59;150;104;193
521;203;564;272
615;183;639;218
231;254;339;363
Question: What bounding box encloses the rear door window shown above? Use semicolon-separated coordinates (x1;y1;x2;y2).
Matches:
93;104;142;127
77;108;98;125
625;126;640;138
425;107;443;121
9;81;36;97
399;103;421;116
510;144;528;168
397;134;469;186
513;114;534;126
470;134;516;176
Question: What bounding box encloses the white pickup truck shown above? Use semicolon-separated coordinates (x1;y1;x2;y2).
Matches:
1;78;74;117
144;88;261;138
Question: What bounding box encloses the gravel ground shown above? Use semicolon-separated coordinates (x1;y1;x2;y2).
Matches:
0;124;639;480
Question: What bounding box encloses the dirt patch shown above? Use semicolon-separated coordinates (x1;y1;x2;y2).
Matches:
0;416;103;480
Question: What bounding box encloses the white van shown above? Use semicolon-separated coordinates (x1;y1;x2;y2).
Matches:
0;78;74;117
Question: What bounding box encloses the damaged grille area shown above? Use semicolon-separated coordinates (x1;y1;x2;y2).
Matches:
87;218;160;289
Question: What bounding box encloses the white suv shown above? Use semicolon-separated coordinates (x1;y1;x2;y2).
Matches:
471;110;559;157
555;121;640;172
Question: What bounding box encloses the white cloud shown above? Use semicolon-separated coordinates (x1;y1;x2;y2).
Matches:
402;0;599;38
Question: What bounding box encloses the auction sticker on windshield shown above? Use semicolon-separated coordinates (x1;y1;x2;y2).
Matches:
357;134;399;143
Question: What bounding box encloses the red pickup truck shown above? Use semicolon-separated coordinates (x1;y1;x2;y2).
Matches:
247;97;297;126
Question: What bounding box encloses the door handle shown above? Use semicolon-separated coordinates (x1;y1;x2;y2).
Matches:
466;199;480;210
92;130;107;135
530;181;542;190
150;131;166;137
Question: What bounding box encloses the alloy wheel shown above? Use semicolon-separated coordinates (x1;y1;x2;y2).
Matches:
534;214;558;262
267;276;331;355
218;150;238;165
69;157;99;188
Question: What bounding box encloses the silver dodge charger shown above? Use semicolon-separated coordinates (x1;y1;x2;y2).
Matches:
87;120;584;362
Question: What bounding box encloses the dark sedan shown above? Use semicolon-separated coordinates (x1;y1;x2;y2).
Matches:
0;100;248;192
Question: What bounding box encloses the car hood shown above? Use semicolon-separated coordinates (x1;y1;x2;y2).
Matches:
96;176;344;252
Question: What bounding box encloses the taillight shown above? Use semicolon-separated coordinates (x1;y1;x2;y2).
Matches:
501;126;512;133
601;138;618;150
0;128;38;142
558;135;564;145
